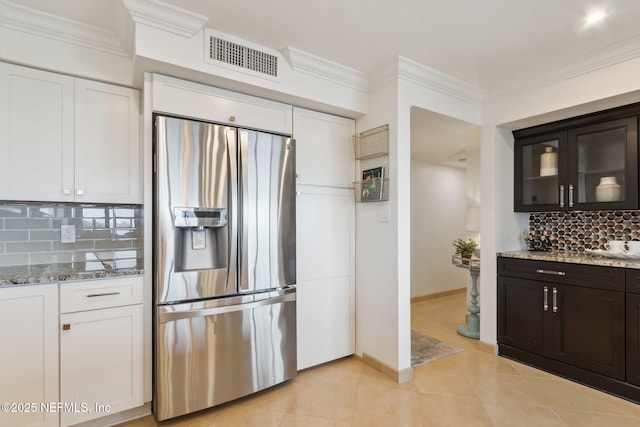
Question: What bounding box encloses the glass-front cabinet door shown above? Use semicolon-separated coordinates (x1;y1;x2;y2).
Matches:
567;117;637;210
514;132;567;211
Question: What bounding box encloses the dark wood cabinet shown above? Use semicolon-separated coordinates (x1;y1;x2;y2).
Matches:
626;293;640;386
626;270;640;386
513;105;640;212
553;284;624;379
498;276;549;356
498;259;624;380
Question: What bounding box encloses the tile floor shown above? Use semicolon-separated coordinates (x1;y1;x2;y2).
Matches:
119;291;640;426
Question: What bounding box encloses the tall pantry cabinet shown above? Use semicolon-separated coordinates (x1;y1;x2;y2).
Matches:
294;107;356;370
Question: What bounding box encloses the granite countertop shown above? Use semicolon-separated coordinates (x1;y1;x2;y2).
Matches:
0;263;143;287
498;250;640;270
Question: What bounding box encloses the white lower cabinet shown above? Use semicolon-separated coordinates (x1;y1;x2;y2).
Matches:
59;277;143;427
296;186;355;370
0;284;59;427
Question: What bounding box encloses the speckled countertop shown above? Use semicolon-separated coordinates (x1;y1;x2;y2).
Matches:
0;263;143;286
498;250;640;269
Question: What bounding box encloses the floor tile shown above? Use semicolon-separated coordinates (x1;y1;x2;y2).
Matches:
117;291;640;427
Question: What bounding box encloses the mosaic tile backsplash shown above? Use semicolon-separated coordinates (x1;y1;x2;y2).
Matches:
528;210;640;252
0;203;143;269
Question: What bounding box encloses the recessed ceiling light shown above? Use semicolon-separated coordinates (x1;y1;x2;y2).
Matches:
585;10;606;26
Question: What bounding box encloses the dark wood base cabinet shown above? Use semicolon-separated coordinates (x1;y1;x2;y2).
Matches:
497;256;640;404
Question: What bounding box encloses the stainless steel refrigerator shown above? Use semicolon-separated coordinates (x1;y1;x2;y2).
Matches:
153;115;297;421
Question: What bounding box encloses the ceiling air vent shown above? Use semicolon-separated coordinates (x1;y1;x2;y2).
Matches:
209;36;278;77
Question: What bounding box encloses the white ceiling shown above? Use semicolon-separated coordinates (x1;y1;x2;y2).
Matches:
10;0;640;167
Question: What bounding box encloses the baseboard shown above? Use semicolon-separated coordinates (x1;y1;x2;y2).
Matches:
356;353;413;383
476;340;497;355
411;287;466;304
72;402;152;427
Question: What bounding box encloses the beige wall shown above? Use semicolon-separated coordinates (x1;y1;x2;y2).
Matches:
410;162;468;298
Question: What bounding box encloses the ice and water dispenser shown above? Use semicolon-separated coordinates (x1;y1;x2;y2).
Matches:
173;207;228;271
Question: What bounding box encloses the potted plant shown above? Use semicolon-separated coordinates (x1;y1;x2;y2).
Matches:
452;238;478;263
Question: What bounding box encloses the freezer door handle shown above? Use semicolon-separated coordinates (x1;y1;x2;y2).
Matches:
227;128;239;294
158;292;295;323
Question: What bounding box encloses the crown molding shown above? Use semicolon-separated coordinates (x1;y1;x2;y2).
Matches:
283;46;368;93
396;56;485;106
123;0;208;38
369;56;485;105
487;34;640;104
0;0;129;56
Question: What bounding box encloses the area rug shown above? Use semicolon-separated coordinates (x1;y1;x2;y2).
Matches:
411;330;463;367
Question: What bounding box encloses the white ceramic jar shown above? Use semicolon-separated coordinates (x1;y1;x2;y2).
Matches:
539;146;557;177
595;176;621;202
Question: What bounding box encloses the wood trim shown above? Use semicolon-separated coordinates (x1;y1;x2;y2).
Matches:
411;287;466;304
476;340;497;355
356;353;413;384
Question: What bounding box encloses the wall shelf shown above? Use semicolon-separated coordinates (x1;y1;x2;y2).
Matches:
353;124;389;160
353;124;389;203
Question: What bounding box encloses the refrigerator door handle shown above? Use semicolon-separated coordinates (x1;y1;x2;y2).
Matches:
238;130;250;291
158;292;296;323
227;128;239;294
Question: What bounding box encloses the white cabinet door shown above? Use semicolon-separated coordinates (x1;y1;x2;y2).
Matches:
0;62;75;202
0;63;141;204
60;304;143;427
293;107;355;188
296;186;355;369
0;284;59;427
75;79;141;204
152;74;293;134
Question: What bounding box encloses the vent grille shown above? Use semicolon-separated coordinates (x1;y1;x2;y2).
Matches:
209;36;278;77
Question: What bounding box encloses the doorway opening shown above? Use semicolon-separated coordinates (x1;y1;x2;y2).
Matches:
409;106;481;353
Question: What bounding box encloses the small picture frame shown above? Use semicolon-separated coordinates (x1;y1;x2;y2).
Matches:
361;167;384;201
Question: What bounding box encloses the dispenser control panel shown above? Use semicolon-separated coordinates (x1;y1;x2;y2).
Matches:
173;207;227;228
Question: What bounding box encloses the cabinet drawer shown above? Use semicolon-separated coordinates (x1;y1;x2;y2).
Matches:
60;276;143;313
497;257;624;291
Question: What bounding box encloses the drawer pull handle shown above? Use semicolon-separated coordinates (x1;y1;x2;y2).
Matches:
543;286;549;311
552;287;558;313
62;323;71;330
86;292;120;298
559;185;565;208
536;269;566;276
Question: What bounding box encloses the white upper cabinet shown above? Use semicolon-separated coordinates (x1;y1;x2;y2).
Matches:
0;62;141;204
0;62;75;202
152;74;293;135
75;79;141;204
293;107;355;188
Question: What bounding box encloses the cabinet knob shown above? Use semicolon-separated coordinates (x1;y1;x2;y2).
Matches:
229;115;236;122
76;189;84;196
63;189;72;195
62;324;71;331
